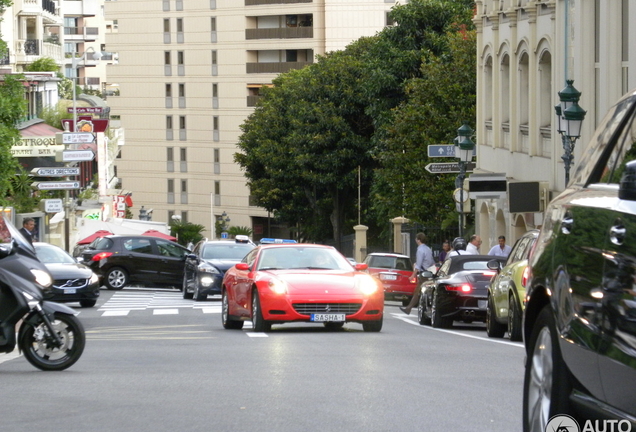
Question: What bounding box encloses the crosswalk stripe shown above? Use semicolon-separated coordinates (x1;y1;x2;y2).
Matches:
98;291;222;316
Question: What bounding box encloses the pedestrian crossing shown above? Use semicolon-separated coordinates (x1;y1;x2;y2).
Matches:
97;291;223;317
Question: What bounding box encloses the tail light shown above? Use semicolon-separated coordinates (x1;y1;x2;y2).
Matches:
91;252;113;262
445;284;472;292
522;266;530;288
409;276;417;284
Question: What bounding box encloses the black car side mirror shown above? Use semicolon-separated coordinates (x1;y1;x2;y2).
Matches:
619;160;636;201
487;259;502;272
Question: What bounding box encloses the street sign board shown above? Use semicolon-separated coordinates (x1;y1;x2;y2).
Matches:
32;181;81;191
30;167;81;177
41;199;64;213
425;162;476;174
57;132;95;145
55;150;95;162
428;145;457;158
427;145;478;158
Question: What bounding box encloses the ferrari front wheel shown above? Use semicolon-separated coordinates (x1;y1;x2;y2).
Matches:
251;289;271;332
362;318;383;332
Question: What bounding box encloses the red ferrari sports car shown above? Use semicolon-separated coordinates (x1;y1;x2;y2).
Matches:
221;244;385;332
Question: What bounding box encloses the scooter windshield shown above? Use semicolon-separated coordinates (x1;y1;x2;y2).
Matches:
0;215;34;252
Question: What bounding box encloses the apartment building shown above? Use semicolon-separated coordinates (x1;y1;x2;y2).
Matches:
104;0;403;240
472;0;635;249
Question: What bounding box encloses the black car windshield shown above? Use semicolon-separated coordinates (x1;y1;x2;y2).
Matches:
90;237;114;250
35;244;76;264
202;243;254;260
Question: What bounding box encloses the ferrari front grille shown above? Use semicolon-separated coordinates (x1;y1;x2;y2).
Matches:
293;303;362;315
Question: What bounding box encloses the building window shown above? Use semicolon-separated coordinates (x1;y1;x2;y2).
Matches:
168;210;175;221
212;83;219;109
167;147;174;172
180;179;188;204
214;180;220;206
180;147;187;172
164;51;172;76
167;179;175;204
176;18;184;43
179;116;186;140
177;51;184;76
165;83;172;108
213;116;219;141
176;0;183;11
163;0;169;11
163;19;171;44
181;211;188;223
210;0;216;9
214;148;220;174
178;83;186;108
211;17;217;43
166;115;173;140
211;50;218;76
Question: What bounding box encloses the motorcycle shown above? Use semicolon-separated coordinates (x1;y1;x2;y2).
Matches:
0;216;85;371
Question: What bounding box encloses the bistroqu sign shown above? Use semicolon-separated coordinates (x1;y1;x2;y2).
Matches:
11;137;64;157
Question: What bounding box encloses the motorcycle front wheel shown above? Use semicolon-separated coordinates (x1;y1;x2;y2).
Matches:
21;313;85;371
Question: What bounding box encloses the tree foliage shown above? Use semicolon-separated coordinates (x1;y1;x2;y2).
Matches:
236;0;476;243
24;57;60;72
0;74;26;206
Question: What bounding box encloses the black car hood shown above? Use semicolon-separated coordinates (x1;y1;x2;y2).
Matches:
44;263;93;279
203;259;241;272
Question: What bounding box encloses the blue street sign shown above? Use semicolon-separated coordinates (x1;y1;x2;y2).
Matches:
428;145;477;158
428;145;456;158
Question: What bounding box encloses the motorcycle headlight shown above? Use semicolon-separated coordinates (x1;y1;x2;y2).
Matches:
356;274;379;296
31;269;53;288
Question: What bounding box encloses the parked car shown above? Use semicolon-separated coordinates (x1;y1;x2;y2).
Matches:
363;252;417;305
485;229;539;341
522;88;636;431
417;254;505;328
183;236;255;301
79;235;189;289
34;242;100;308
221;243;384;332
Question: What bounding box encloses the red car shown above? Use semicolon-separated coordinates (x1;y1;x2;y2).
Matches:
363;252;417;305
221;244;384;332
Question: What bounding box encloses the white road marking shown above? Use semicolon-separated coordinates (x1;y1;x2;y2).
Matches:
246;332;268;338
153;309;179;315
102;310;130;317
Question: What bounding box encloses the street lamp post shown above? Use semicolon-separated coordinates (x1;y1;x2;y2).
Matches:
454;123;475;238
555;80;586;185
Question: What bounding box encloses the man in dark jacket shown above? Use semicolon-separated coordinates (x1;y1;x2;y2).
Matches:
19;217;36;245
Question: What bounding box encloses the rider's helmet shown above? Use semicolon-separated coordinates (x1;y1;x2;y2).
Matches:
452;237;467;251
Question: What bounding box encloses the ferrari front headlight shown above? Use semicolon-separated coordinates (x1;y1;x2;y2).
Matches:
268;278;288;294
356;274;379;296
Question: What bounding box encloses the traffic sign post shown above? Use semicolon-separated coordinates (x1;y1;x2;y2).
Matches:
425;162;475;174
427;145;477;158
56;132;95;145
30;167;81;177
40;199;64;213
55;149;95;162
32;181;81;191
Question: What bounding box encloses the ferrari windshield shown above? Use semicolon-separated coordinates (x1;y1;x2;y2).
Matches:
257;246;352;271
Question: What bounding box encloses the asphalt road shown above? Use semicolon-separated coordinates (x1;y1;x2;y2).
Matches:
0;288;525;432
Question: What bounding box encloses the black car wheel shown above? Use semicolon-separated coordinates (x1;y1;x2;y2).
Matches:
251;289;271;332
79;299;96;308
431;289;452;329
193;283;206;302
104;267;128;290
523;305;572;432
221;289;243;330
418;292;431;326
486;295;506;338
508;295;523;341
182;273;193;299
362;318;383;332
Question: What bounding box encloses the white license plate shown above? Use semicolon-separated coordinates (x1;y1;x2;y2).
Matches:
478;300;487;309
64;289;77;294
311;314;345;322
380;274;397;281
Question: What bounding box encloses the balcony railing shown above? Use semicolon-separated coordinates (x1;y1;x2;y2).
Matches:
24;39;39;55
246;0;311;4
246;27;313;40
0;49;9;65
246;61;312;74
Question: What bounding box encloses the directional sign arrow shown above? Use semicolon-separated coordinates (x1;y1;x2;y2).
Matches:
30;167;81;177
31;181;81;191
56;132;96;145
425;162;476;174
428;145;456;158
55;150;95;162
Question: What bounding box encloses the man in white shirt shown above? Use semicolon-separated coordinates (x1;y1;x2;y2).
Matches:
465;234;481;255
488;235;512;258
399;232;434;315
